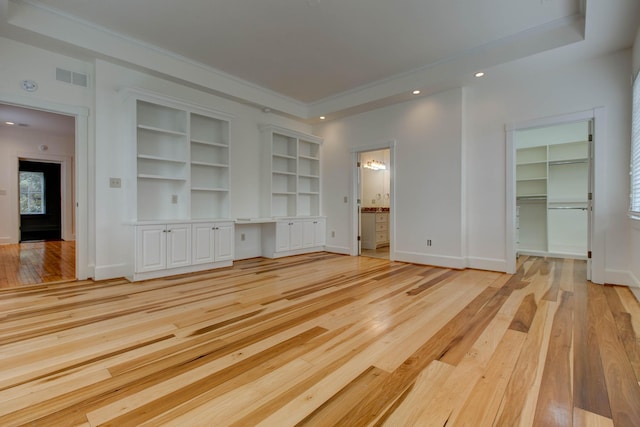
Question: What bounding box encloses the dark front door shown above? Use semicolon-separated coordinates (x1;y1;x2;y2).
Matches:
19;160;62;242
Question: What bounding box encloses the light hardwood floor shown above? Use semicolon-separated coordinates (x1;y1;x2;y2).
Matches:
1;253;639;426
0;240;75;287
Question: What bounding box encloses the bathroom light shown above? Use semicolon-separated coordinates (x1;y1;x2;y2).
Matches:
5;121;15;125
412;90;421;95
363;160;387;170
474;71;485;78
319;116;326;120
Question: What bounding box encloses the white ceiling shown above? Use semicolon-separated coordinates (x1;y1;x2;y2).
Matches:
27;0;583;103
0;0;639;122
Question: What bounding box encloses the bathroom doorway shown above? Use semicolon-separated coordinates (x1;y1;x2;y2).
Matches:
358;148;391;259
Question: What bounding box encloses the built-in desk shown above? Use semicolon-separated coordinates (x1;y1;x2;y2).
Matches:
235;217;326;258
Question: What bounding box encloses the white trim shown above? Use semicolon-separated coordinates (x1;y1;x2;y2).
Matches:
605;269;638;287
324;245;351;255
94;263;130;281
351;141;396;259
0;92;91;280
505;108;604;284
466;257;507;272
395;251;466;270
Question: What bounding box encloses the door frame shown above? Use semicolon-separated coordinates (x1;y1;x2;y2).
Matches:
350;141;396;259
0;94;90;280
505;108;605;284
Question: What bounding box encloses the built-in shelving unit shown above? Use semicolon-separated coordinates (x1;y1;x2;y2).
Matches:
261;125;323;217
516;140;589;258
127;90;235;281
190;113;230;220
133;97;232;221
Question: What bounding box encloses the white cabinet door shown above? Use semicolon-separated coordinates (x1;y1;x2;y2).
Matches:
192;223;216;265
276;221;291;252
136;225;167;273
289;220;303;250
302;219;315;248
313;218;326;246
214;223;234;261
166;223;191;269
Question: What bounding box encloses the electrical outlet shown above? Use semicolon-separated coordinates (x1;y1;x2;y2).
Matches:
343;196;348;203
171;194;178;204
426;239;432;247
109;177;121;188
331;231;335;238
241;233;246;241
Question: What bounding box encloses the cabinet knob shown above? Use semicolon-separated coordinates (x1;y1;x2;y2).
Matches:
167;229;172;232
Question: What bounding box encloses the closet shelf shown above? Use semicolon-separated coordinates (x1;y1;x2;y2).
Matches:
549;158;588;165
516;177;547;182
191;161;228;168
190;139;228;147
137;124;187;136
516;160;547;166
137;174;186;181
137;154;187;163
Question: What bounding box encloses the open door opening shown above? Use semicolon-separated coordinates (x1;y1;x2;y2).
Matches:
358;148;391;259
514;119;593;279
0;102;77;285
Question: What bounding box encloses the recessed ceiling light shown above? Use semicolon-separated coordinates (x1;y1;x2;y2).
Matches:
5;121;15;125
412;90;421;95
474;71;485;78
319;116;326;120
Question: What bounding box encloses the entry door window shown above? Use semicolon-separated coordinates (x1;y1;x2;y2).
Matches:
20;171;46;214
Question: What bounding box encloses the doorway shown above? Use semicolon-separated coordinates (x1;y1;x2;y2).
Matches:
19;160;62;242
506;109;603;282
0;101;83;284
355;147;392;260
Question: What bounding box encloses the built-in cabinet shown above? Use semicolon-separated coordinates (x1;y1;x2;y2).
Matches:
361;211;389;250
516;140;589;258
127;91;235;281
134;220;233;281
262;217;326;258
261;125;322;217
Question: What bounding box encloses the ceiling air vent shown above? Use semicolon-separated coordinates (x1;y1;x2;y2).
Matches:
56;67;89;88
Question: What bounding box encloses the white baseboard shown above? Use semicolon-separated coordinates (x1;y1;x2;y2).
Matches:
394;251;466;270
0;237;15;245
94;263;130;281
466;257;507;272
604;269;638;287
324;245;351;255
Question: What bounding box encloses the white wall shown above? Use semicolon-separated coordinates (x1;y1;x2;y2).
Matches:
466;48;632;282
630;25;640;287
93;60;312;278
0;125;75;243
317;88;465;268
0;37;93;276
316;49;635;283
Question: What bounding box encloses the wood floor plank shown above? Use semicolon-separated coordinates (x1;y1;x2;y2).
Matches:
533;290;574;427
494;299;558;427
448;329;527;426
590;283;640;426
0;254;639;426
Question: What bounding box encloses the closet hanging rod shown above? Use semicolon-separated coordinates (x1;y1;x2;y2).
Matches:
517;196;547;200
548;206;588;210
